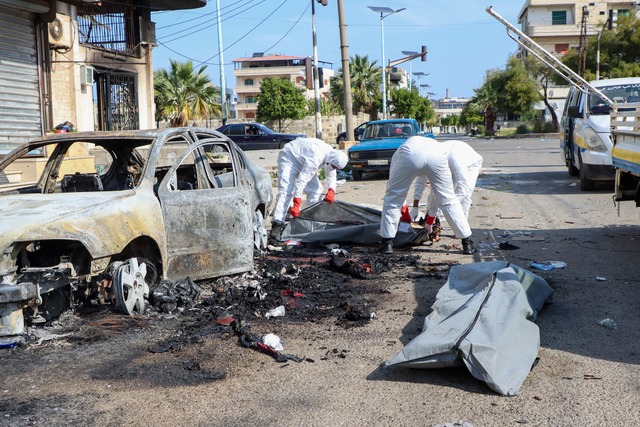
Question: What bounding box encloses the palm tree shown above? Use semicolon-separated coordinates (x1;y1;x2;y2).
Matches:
350;54;382;118
470;83;499;135
154;60;221;127
328;54;382;118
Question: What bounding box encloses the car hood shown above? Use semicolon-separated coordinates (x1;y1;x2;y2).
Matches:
349;137;407;152
0;190;163;258
588;114;614;133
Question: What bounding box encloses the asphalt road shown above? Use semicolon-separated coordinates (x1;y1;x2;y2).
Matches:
242;135;640;426
2;136;639;427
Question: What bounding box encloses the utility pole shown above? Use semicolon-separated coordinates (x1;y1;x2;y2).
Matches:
216;0;227;125
311;0;322;139
578;5;588;78
337;0;354;142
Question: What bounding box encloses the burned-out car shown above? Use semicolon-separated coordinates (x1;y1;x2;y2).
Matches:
0;128;273;345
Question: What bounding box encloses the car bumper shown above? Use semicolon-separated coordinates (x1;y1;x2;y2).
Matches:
350;159;391;173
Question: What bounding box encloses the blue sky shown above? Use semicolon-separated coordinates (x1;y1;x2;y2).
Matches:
152;0;524;100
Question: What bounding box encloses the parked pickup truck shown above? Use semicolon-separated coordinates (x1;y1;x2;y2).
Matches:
611;102;640;206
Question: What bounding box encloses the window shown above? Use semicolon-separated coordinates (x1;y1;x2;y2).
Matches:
244;79;254;86
552;11;567;25
228;125;244;136
77;1;138;56
245;96;256;104
555;44;569;54
166;142;236;191
94;70;139;131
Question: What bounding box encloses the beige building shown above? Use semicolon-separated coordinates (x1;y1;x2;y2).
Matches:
517;1;639;120
232;54;334;120
518;0;638;55
0;0;204;154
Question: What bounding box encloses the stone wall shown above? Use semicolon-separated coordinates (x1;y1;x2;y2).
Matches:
159;113;370;145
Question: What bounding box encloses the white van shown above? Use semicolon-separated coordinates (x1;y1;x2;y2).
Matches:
560;77;640;190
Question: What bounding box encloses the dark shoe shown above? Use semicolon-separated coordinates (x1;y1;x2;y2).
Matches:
380;238;393;254
269;222;285;242
461;237;476;255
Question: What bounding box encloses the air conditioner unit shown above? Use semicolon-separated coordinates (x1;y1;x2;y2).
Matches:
48;15;72;49
139;17;157;46
80;65;94;87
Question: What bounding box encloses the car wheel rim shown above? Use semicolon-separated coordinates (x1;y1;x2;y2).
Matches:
254;210;268;250
113;258;149;315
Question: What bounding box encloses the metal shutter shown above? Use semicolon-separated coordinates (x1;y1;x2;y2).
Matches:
0;5;42;153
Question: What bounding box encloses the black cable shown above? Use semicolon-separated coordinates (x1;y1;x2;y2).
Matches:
261;1;309;54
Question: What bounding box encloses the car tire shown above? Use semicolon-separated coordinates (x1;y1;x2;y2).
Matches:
578;152;596;191
278;140;290;149
352;169;363;181
565;146;578;176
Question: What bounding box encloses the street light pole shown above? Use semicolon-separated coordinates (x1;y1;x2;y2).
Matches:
311;0;322;139
368;6;405;120
216;0;227;125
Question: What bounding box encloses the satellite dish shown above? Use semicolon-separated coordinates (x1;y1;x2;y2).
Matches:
49;18;63;41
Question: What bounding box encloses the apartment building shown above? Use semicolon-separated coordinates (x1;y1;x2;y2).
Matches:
232;54;334;120
517;1;638;119
518;0;638;55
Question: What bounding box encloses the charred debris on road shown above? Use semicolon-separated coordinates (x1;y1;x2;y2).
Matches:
12;245;442;359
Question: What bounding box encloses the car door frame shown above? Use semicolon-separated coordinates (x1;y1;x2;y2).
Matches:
156;138;254;281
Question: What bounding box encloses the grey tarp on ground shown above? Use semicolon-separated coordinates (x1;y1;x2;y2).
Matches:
280;200;428;247
386;261;554;396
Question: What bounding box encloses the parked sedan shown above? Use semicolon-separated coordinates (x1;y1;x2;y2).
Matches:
348;118;433;180
335;121;368;144
0;128;273;344
217;122;306;150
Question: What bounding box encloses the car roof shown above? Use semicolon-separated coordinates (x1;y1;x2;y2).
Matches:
367;119;416;124
590;77;640;88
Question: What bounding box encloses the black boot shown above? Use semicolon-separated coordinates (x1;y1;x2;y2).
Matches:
380;238;394;254
269;221;285;243
461;237;476;255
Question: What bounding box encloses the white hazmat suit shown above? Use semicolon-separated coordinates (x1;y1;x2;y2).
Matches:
271;137;348;225
413;139;483;219
380;136;472;240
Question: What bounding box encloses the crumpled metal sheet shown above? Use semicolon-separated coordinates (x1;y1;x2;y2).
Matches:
386;261;554;396
281;200;428;247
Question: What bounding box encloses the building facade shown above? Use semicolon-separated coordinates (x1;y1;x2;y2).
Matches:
0;0;205;154
517;0;639;119
232;54;334;120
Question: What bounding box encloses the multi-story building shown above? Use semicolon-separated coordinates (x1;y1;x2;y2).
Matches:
433;94;471;134
0;0;205;154
232;54;334;120
517;0;639;118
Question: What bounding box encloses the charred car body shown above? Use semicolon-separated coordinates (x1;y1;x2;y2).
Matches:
0;128;273;345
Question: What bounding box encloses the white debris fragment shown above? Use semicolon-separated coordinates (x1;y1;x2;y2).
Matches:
262;333;284;351
265;305;285;319
597;318;619;330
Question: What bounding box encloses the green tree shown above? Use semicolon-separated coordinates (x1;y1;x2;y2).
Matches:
256;78;307;131
523;56;561;131
415;96;436;126
460;102;484;128
329;54;382;118
389;87;422;118
469;78;499;135
559;14;640;80
154;59;221;127
494;56;541;119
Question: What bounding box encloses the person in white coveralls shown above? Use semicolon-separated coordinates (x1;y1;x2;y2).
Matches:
269;137;349;241
410;139;483;240
379;136;476;255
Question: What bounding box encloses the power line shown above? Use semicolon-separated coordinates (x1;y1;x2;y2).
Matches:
156;0;259;31
159;0;267;44
261;1;309;54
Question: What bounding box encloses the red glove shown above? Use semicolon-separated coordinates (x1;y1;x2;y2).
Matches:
400;205;412;223
324;188;335;203
289;197;302;217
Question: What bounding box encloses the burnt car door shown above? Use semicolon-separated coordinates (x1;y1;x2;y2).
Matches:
156;139;254;281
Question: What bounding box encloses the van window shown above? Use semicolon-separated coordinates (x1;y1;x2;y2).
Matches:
588;83;640;115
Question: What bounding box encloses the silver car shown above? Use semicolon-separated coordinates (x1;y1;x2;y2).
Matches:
0;128;273;345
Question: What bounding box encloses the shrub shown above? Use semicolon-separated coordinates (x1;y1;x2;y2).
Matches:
516;124;530;134
543;121;557;133
477;125;485;135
